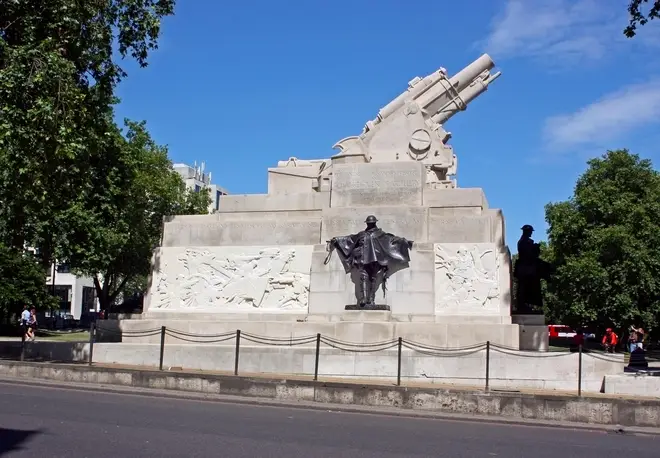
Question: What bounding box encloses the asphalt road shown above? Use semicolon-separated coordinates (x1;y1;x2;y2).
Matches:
0;382;657;458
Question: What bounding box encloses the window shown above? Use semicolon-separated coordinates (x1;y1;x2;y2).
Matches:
194;184;201;193
82;287;96;312
56;264;71;273
50;285;72;314
216;190;222;210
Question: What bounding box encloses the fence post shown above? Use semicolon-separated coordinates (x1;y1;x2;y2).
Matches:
485;341;490;391
88;322;96;366
313;333;321;381
397;337;403;386
159;326;166;371
234;330;241;376
578;344;583;396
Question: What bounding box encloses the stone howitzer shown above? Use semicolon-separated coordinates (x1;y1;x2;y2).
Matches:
266;54;501;193
332;53;501;188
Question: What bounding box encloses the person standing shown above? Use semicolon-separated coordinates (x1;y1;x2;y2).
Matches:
628;327;639;353
19;305;30;341
26;308;38;342
631;326;645;351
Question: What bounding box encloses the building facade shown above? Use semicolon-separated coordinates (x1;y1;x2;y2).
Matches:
45;262;97;319
172;161;229;213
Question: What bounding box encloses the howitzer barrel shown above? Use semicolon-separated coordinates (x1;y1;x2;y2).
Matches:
363;54;500;135
431;70;501;124
415;54;495;120
373;54;497;125
449;54;495;94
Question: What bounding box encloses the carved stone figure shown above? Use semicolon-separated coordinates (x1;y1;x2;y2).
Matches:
513;225;553;314
152;246;312;310
326;215;413;310
434;244;500;311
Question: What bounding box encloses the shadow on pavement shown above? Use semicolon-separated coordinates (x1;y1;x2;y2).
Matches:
0;428;40;455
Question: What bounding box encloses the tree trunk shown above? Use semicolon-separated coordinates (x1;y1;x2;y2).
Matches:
94;275;111;312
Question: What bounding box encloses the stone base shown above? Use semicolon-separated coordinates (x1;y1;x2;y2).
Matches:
104;317;521;349
604;373;660;398
512;314;548;351
88;342;624;393
344;304;390;311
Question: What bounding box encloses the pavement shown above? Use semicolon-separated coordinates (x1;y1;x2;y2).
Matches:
0;381;659;458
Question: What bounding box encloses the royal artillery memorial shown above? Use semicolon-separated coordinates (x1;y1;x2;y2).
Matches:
93;54;624;390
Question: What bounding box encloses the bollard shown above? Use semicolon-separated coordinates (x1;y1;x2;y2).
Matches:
20;327;25;361
578;344;583;396
234;330;241;376
159;326;166;371
397;337;403;386
313;333;321;381
485;341;490;391
88;322;96;366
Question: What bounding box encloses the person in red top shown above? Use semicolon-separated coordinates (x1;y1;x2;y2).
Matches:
573;330;585;347
602;328;618;353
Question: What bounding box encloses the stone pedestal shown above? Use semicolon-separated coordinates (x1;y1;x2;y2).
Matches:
140;162;517;350
512;314;548;351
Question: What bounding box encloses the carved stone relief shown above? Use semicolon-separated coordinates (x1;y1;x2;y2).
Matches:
150;246;313;311
434;243;500;313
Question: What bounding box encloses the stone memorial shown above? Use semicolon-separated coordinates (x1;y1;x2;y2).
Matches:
115;53;547;354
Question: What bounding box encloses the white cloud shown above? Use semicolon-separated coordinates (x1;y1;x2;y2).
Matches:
543;80;660;150
481;0;656;64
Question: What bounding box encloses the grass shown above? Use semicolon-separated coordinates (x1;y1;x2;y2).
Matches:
35;330;90;342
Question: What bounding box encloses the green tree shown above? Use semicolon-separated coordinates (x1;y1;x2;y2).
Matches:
625;0;660;37
59;120;210;311
0;244;57;322
0;1;175;269
544;150;660;333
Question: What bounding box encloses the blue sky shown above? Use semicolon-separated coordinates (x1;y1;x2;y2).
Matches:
114;0;660;251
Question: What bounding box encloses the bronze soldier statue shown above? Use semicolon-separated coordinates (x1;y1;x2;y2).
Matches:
326;215;413;310
514;224;553;314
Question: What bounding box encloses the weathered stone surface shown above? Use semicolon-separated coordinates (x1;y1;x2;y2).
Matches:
218;193;329;212
423;188;488;209
321;206;427;242
428;210;492;243
146;246;313;312
331;162;425;207
487;209;506;246
162;213;321;247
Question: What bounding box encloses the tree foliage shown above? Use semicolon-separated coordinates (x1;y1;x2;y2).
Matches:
0;244;57;320
1;2;180;312
544;150;660;332
0;1;175;267
59;120;210;311
625;0;660;37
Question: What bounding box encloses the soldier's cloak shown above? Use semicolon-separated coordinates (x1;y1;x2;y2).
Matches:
330;228;413;274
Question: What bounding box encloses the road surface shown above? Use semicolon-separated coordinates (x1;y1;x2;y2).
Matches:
0;381;657;457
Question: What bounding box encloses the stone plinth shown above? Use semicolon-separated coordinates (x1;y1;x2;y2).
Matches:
114;317;520;349
142;180;526;348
